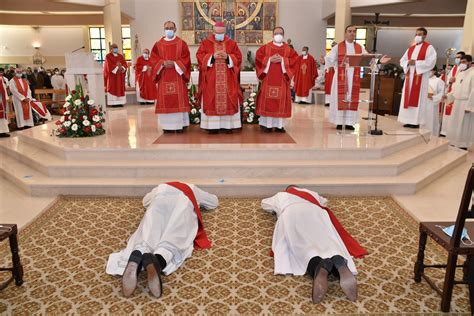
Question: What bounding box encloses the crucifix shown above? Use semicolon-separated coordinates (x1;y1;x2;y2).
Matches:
364;13;390;53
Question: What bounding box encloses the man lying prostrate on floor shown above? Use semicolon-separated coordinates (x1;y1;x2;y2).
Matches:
106;182;218;298
261;185;367;303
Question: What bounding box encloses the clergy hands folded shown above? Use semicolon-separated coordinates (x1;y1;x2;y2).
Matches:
214;51;228;59
163;61;175;69
270;54;282;63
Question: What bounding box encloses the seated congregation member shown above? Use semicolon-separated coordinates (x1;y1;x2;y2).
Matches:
255;26;298;133
196;21;243;134
421;66;444;136
151;21;191;133
261;185;367;303
9;68;51;129
106;182;218;298
294;46;318;104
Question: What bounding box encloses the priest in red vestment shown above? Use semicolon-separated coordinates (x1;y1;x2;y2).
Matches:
294;46;318;104
196;21;243;134
255;26;298;133
0;68;10;137
151;21;191;133
135;48;156;105
104;43;127;107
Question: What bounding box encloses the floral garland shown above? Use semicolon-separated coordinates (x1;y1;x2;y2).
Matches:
188;83;201;125
54;86;106;138
242;92;258;124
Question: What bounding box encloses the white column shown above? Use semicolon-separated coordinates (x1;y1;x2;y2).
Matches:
103;0;122;52
335;0;351;43
461;0;474;54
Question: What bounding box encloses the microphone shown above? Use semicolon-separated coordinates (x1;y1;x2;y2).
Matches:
72;46;85;53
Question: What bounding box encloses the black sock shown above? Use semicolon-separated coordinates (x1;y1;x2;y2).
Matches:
155;254;167;270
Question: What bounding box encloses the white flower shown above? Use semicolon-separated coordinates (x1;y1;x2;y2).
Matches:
72;119;76;123
249;102;255;106
194;118;200;124
74;99;82;106
91;125;96;132
60;116;65;122
71;124;78;131
63;121;71;127
83;115;88;120
63;102;70;108
249;112;254;118
191;108;197;114
87;99;95;105
247;117;253;123
250;92;256;97
243;102;249;106
92;115;100;122
63;111;70;115
249;98;254;102
83;120;90;126
244;107;250;112
65;95;72;101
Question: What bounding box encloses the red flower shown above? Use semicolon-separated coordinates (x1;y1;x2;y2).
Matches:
80;97;85;101
83;126;91;133
95;123;102;129
71;90;77;95
91;109;98;116
58;128;65;134
55;120;62;125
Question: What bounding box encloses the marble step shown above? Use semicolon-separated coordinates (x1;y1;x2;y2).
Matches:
0;147;466;197
15;130;431;161
0;137;450;178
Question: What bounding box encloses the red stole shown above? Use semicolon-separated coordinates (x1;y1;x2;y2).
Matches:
104;53;127;97
166;182;212;250
135;56;157;101
0;77;7;119
255;42;298;118
285;187;368;258
403;42;430;109
13;77;31;120
445;65;458;116
151;37;191;114
196;35;242;116
31;101;48;117
337;41;362;111
325;67;335;96
294;54;318;97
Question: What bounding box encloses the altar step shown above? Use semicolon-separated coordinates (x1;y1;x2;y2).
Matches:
0;139;466;197
0;137;454;178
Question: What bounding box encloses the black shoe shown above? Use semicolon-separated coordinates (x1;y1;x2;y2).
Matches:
403;124;410;128
345;125;355;131
122;250;142;297
336;125;343;130
140;102;146;105
176;129;184;134
411;124;419;129
0;133;10;138
163;130;173;134
274;127;286;133
312;261;330;303
142;253;163;298
207;129;219;134
324;103;330;107
225;129;233;134
263;127;272;133
439;134;446;138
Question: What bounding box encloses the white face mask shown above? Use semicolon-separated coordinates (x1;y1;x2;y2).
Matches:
414;35;423;44
458;63;468;71
143;53;149;59
302;51;307;56
273;34;283;44
455;58;461;65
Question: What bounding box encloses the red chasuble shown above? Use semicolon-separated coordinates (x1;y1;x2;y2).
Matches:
445;65;458;116
255;42;298;118
135;55;157;101
337;41;363;111
196;35;242;116
325;67;335;96
286;187;368;258
0;77;7;119
103;52;127;97
403;41;431;109
294;53;318;98
151;37;191;114
166;182;212;250
13;77;31;120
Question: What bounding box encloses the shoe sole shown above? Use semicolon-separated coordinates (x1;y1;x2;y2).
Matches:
338;265;357;301
312;268;328;303
146;263;162;298
122;262;139;297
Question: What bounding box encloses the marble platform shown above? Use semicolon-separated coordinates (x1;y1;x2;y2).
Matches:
0;103;467;197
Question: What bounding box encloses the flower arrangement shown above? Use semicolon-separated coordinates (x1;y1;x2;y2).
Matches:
242;92;258;124
54;85;106;138
188;83;201;124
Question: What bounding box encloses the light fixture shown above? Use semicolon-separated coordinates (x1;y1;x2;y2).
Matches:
32;42;41;49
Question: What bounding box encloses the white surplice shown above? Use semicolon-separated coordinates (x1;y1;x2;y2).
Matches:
51;74;66;103
8;77;33;128
422;75;444;135
325;41;368;126
441;66;459;135
0;76;9;133
261;188;357;276
446;67;474;148
106;183;218;276
397;43;437;125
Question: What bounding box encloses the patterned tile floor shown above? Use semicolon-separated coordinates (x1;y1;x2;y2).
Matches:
0;196;470;314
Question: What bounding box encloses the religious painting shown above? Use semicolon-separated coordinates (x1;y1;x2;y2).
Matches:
179;0;278;45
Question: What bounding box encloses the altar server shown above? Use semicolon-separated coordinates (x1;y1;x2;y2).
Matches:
294;46;318;104
104;43;127;107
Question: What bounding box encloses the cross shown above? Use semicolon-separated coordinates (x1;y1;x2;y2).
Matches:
364;13;390;53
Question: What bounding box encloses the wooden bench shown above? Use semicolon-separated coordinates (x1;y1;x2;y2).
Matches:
34;88;66;115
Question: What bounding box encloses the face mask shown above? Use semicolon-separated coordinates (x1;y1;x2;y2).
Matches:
273;34;283;43
302;51;307;56
143;53;149;59
55;71;59;74
47;72;51;76
458;64;468;71
16;73;22;78
165;30;175;39
215;33;225;42
455;58;461;65
437;225;474;245
112;48;118;54
414;35;423;44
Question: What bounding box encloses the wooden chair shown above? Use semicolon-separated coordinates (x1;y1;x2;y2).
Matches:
0;224;23;290
414;164;474;312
